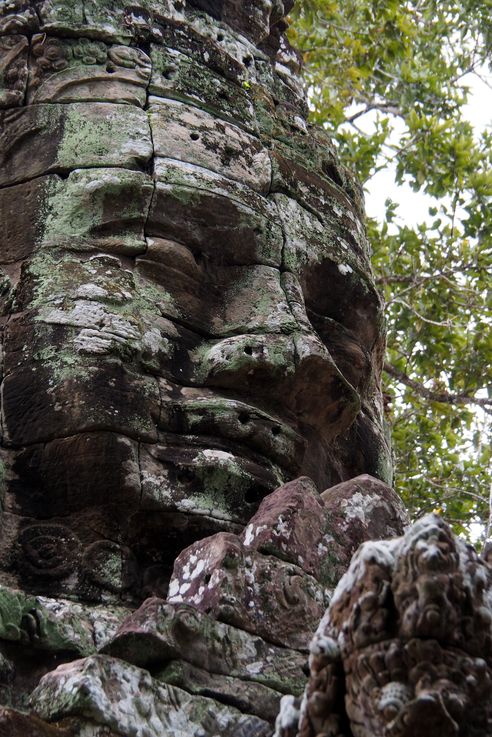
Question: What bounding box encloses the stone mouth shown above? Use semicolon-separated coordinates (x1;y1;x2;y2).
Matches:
141;435;289;528
159;394;305;477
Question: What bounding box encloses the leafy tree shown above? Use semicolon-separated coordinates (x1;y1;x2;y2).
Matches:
289;0;492;538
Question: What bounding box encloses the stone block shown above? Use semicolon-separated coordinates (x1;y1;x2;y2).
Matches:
0;583;128;654
186;0;282;44
2;352;159;446
149;11;252;83
0;103;152;186
242;476;325;576
157;659;282;723
271;148;370;259
40;169;154;254
149;98;271;192
30;654;271;737
321;474;409;548
157;393;304;475
150;159;282;268
136;239;294;335
103;598;307;695
168;531;327;649
149;46;257;132
7;433;140;519
0;176;49;264
139;441;282;527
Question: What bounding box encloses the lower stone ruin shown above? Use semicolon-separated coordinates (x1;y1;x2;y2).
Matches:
1;474;491;736
0;474;408;735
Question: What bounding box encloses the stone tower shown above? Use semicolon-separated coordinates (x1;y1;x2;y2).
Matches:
0;1;427;734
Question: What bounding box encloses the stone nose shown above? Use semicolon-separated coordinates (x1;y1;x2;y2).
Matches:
193;328;360;438
192;333;296;396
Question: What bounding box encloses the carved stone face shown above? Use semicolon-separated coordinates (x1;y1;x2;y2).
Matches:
0;4;389;603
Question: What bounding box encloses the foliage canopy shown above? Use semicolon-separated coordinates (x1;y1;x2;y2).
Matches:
289;0;492;538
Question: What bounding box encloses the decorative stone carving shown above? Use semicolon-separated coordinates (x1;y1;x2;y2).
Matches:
0;35;28;107
29;35;151;105
15;524;81;581
294;514;492;737
0;1;38;35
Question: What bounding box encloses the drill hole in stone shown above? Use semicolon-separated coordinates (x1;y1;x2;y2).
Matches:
243;56;252;67
322;161;344;188
176;468;195;485
271;425;281;436
137;41;151;56
190;132;200;141
106;65;116;74
238;412;250;424
243;345;253;356
217;33;224;41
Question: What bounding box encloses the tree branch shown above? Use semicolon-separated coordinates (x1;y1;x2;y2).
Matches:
346;101;402;122
376;262;476;286
389;298;454;326
384;362;492;412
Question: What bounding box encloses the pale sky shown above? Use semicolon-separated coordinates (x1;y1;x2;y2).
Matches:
364;69;492;227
